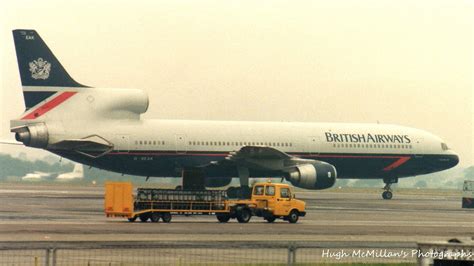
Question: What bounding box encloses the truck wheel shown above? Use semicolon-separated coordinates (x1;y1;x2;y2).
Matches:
139;213;149;222
150;212;160;223
161;212;172;223
265;216;276;223
128;216;137;222
287;210;299;224
216;214;230;223
236;208;251;223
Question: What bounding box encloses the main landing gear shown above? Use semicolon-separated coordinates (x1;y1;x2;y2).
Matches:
382;177;398;200
225;166;252;199
179;167;252;199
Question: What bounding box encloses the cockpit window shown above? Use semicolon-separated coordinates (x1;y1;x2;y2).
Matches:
441;143;449;151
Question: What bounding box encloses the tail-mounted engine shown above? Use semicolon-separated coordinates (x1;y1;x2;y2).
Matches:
13;123;49;148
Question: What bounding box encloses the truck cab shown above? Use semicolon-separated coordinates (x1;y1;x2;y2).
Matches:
250;182;306;223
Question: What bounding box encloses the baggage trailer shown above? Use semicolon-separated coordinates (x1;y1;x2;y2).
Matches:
105;181;306;223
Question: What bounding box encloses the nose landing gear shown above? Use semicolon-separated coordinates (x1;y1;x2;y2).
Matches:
382;177;397;200
382;184;393;200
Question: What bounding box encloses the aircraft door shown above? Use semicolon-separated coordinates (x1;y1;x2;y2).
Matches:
413;137;424;156
308;136;321;156
114;135;130;152
175;134;187;154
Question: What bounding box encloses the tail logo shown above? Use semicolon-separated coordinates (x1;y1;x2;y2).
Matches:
29;58;51;80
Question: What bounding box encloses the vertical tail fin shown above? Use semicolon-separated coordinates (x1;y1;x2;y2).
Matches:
12;29;87;110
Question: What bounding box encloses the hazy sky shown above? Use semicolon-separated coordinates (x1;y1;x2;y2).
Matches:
1;0;472;166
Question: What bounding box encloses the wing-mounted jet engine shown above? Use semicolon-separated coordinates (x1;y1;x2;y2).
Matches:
285;161;337;189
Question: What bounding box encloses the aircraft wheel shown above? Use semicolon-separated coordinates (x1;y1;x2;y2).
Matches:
382;191;393;200
236;208;251;223
161;212;172;223
227;187;237;198
150;212;160;223
287;210;299;224
240;186;252;199
216;214;231;223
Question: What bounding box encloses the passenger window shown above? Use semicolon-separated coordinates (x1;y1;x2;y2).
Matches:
254;186;264;195
265;186;275;196
280;188;290;198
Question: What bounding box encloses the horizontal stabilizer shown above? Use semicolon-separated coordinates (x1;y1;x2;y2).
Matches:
0;140;24;146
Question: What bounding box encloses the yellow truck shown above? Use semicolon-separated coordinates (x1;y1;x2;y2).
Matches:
105;181;306;223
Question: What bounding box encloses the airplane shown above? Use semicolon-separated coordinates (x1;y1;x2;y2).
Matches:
8;29;459;199
21;171;51;181
56;163;84;180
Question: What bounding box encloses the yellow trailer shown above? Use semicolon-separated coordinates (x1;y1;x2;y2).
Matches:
105;181;306;223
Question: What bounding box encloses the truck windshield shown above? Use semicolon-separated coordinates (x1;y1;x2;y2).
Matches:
254;186;264;195
280;188;290;198
265;186;275;196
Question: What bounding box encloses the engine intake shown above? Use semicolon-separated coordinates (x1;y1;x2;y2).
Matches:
90;88;149;119
286;161;337;190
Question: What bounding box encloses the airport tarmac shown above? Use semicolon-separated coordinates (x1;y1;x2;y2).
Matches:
0;183;472;244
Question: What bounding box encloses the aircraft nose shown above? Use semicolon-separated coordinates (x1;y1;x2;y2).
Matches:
450;153;460;167
443;151;459;169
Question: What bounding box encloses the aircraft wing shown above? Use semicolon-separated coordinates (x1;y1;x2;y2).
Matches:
210;146;315;171
227;146;292;160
